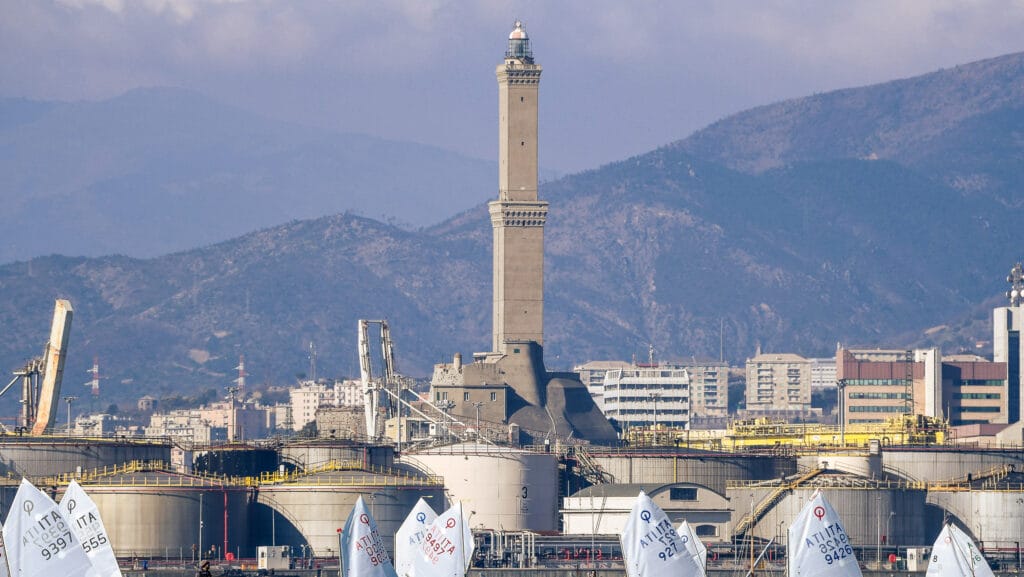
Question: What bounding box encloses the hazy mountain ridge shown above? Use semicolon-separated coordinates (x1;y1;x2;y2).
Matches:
677;52;1024;179
2;53;1023;410
0;87;498;262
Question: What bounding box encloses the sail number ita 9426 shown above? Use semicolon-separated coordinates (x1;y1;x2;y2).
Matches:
820;539;854;565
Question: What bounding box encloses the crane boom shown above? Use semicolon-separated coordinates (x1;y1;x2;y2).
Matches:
30;299;73;436
358;319;400;439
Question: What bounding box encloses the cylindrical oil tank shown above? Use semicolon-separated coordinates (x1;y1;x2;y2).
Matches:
255;471;443;556
587;450;796;494
280;440;394;471
195;445;279;477
729;475;935;548
927;476;1024;545
402;442;559;532
883;448;1024;482
68;473;252;559
0;438;171;477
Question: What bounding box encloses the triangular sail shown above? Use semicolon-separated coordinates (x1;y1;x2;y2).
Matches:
620;491;703;577
926;523;995;577
2;478;97;577
341;496;399;577
394;498;437;577
0;529;11;577
408;501;473;577
787;489;863;577
677;519;707;576
59;480;123;577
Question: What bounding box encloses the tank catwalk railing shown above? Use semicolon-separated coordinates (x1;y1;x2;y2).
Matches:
727;476;928;490
33;458;443;488
253;458;443;487
928;463;1019;491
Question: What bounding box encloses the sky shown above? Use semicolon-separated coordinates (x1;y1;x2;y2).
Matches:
3;1;1024;174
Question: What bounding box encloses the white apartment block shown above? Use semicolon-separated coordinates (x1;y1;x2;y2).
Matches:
573;361;631;411
577;360;728;421
745;352;812;413
809;357;837;389
333;379;365;408
145;411;226;445
289;381;333;431
686;361;729;418
603;364;691;430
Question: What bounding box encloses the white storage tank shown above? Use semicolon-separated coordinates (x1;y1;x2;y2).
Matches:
403;442;559;531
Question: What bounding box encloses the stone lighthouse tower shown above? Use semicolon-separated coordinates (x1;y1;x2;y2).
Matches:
490;21;548;353
429;22;617;445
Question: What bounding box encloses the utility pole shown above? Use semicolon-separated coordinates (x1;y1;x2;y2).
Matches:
472;402;485;440
63;396;77;437
648;392;660;446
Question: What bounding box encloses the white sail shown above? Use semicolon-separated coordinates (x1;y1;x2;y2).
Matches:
620;491;703;577
394;498;437;577
787;489;863;577
926;523;995;577
58;480;123;577
677;519;707;576
0;529;11;577
408;501;473;577
2;478;97;577
341;496;399;577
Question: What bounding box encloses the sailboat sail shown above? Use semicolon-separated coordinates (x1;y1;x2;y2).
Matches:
407;501;473;577
2;478;97;577
59;480;123;577
677;519;707;576
0;529;11;577
787;490;863;577
394;498;437;577
341;496;399;577
926;523;995;577
621;491;703;577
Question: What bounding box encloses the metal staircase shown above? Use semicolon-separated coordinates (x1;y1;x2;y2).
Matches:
733;466;825;538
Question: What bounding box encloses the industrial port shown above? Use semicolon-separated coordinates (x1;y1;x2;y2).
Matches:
3;21;1023;577
0;421;1022;575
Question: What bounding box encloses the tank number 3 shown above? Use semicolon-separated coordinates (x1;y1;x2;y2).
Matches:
521;486;528;499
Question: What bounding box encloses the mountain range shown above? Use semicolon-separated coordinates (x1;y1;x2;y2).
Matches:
0;87;501;262
2;51;1024;412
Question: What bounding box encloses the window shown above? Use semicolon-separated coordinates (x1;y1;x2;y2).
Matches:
696;525;718;537
464;392;470;401
669;487;697;501
513;348;521;354
490;392;497;401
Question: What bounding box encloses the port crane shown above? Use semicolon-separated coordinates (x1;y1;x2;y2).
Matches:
358;319;397;439
0;299;74;434
358;319;475;445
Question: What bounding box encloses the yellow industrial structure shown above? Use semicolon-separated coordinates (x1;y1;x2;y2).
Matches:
625;414;948;450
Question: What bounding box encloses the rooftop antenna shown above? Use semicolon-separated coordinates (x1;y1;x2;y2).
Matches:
720;318;724;362
308;342;317;382
233;355;246;400
648;344;655;366
84;356;102;413
1007;262;1024;306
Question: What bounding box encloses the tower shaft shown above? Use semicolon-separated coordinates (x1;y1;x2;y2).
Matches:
491;30;547;353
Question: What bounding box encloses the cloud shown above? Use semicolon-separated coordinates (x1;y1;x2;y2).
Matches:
4;1;1024;171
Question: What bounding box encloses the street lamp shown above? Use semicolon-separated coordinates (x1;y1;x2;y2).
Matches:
886;511;895;562
472;402;485;440
648;392;660;446
876;496;882;568
63;396;77;437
